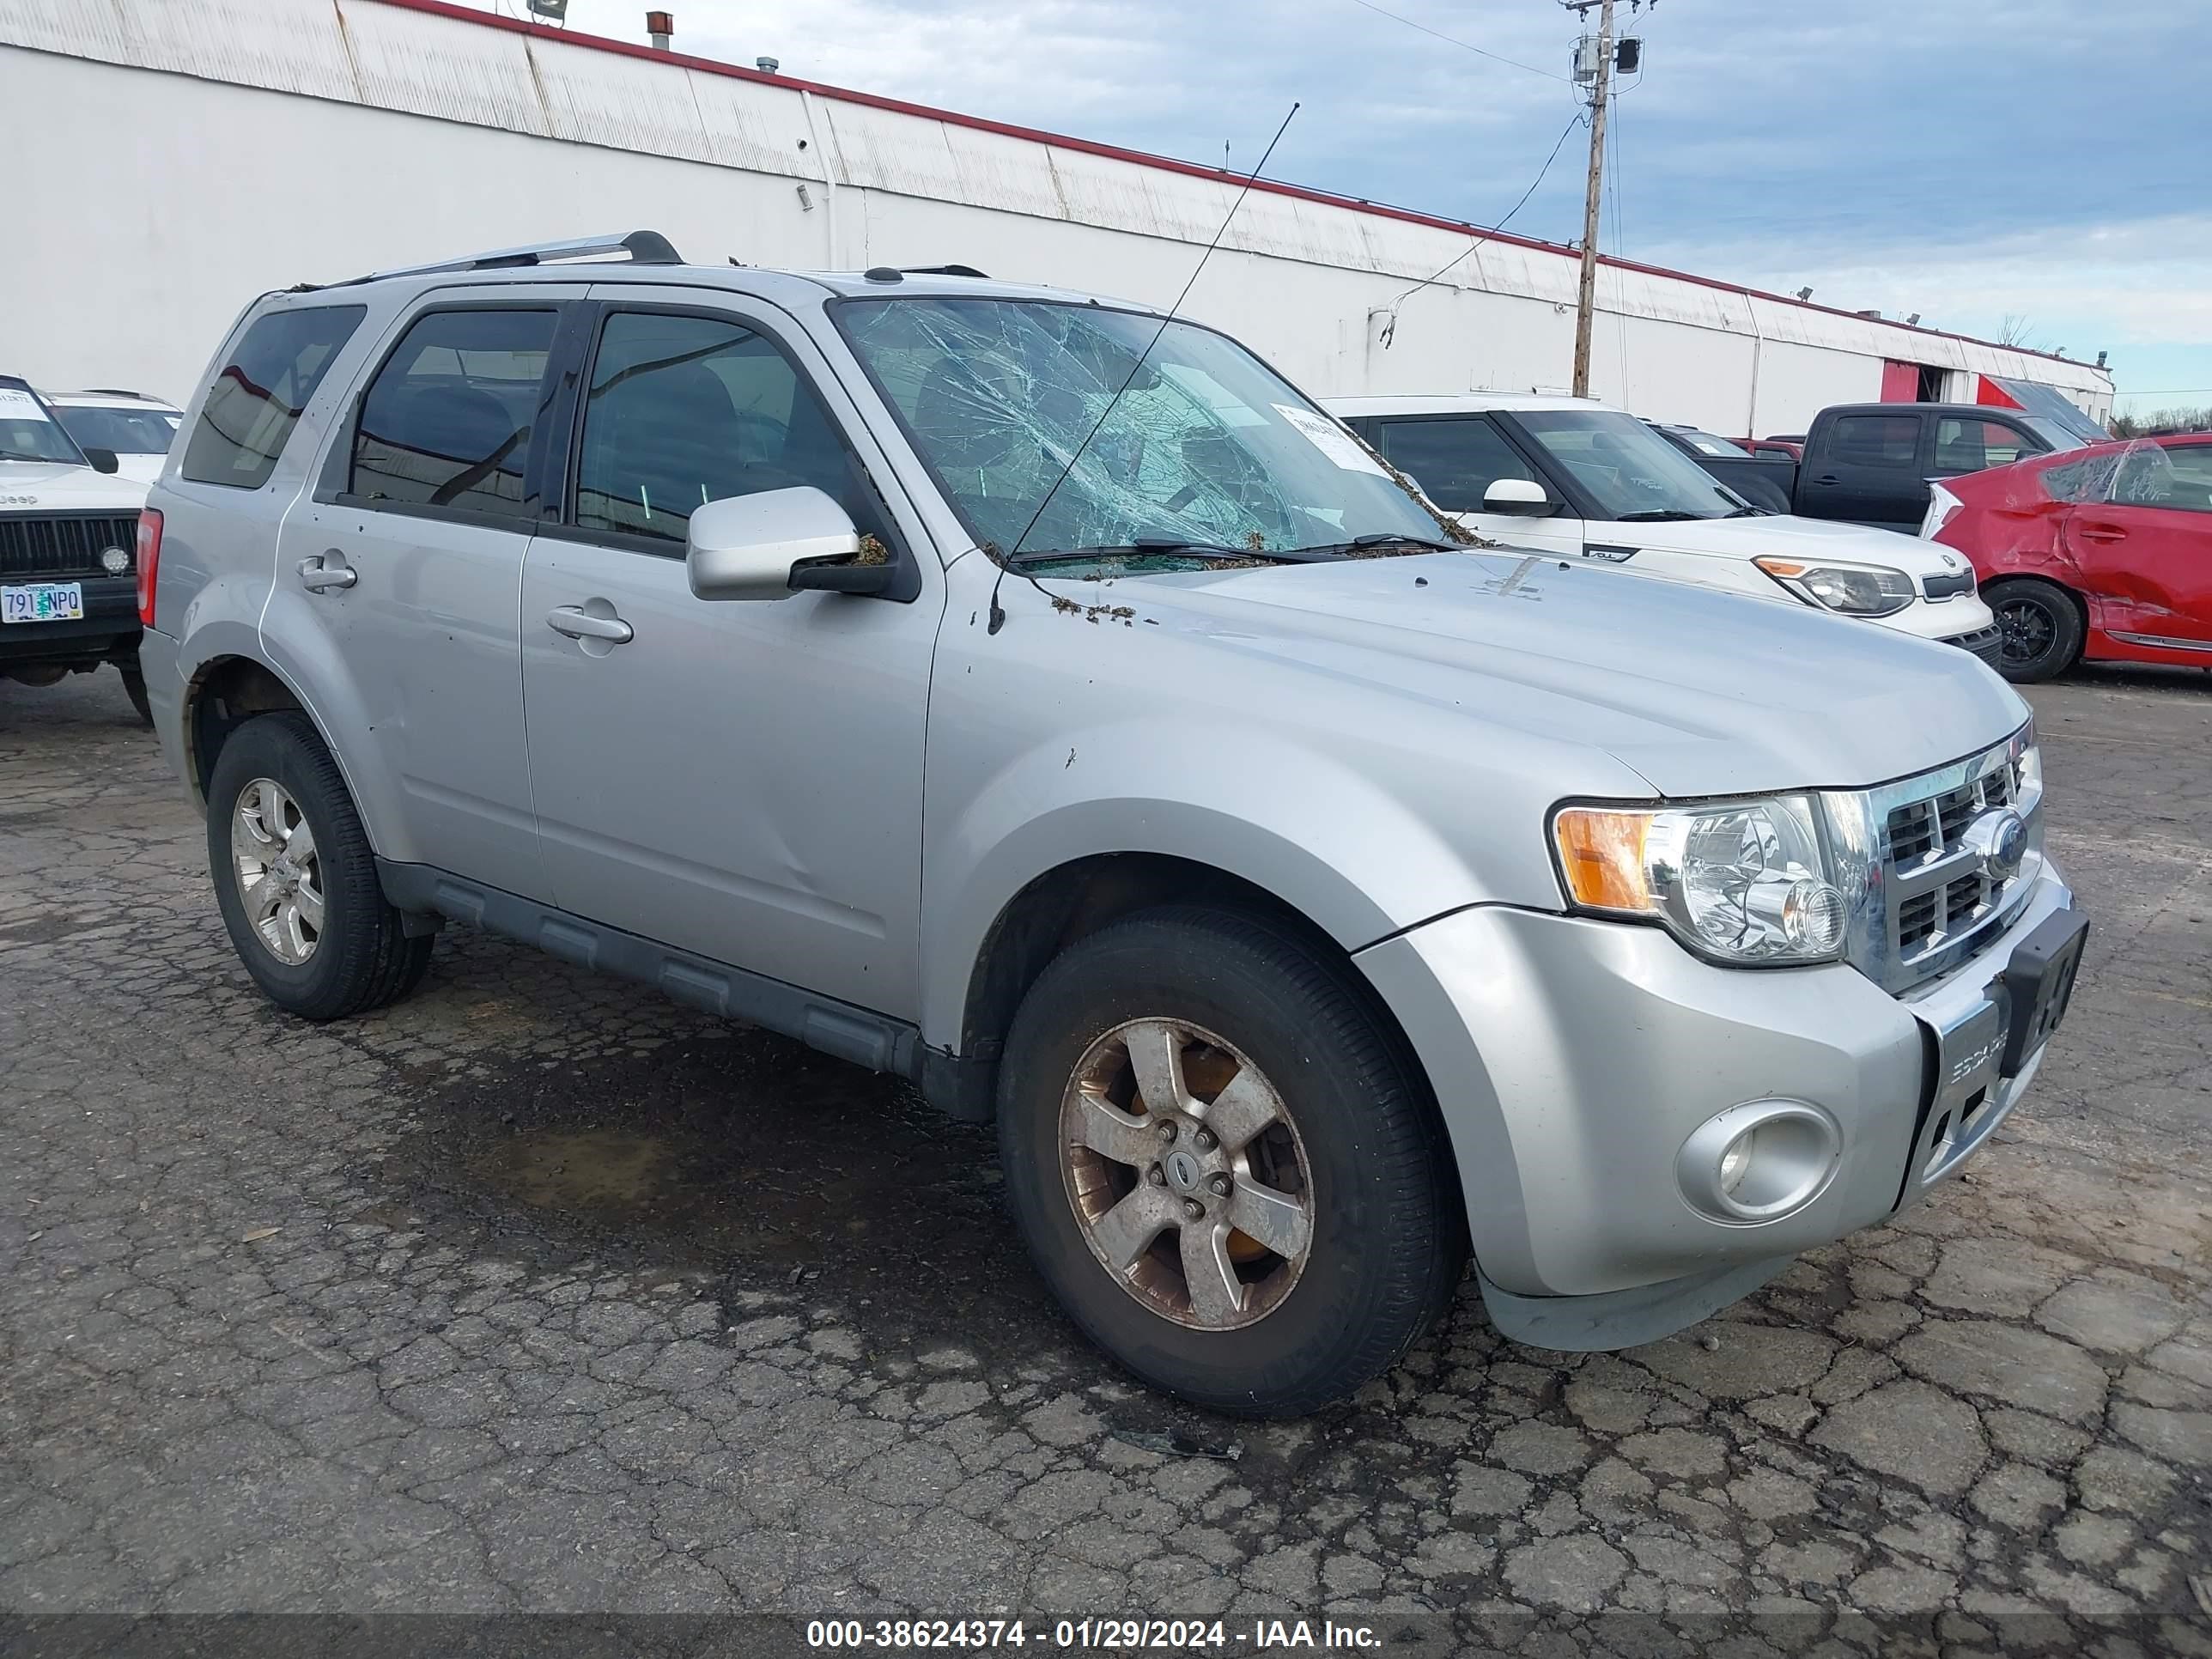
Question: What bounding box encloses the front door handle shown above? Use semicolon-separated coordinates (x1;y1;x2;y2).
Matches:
546;605;635;644
297;552;356;592
1813;475;1843;485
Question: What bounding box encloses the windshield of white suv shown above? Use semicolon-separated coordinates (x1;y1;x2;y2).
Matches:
52;405;181;456
0;380;89;466
1511;410;1747;521
836;297;1453;567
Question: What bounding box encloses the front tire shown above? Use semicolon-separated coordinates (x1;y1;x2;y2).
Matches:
1984;577;2084;683
205;711;432;1020
998;906;1465;1416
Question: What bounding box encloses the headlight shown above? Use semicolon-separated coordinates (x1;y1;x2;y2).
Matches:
1553;794;1848;965
1753;556;1917;617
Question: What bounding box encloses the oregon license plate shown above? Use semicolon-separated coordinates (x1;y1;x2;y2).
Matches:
2;581;85;624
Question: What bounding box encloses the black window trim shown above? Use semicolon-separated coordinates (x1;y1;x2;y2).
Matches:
181;301;369;493
535;297;921;602
1352;410;1569;517
313;298;570;532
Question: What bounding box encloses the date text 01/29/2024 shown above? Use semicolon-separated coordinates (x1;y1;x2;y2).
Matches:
805;1619;1384;1650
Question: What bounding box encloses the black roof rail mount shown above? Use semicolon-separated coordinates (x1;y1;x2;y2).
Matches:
326;231;685;289
900;264;991;279
81;387;152;398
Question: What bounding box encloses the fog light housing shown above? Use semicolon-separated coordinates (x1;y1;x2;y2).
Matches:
1678;1101;1841;1224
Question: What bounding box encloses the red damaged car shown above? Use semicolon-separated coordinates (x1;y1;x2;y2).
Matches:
1924;433;2212;682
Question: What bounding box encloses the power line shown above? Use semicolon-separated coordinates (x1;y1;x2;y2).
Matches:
1343;0;1571;81
1377;106;1586;345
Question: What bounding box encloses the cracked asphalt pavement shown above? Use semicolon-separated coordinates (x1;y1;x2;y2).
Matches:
3;665;2209;1654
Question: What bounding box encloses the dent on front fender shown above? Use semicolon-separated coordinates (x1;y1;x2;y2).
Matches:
916;726;1492;1050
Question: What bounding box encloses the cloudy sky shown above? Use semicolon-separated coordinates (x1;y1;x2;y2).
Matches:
469;0;2204;414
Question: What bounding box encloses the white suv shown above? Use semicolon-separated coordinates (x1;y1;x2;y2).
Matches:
1328;393;2002;665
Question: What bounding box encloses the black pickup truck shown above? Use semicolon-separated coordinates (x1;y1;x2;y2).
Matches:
1670;403;2096;533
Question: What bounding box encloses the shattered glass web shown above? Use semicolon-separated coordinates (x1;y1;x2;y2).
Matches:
838;299;1440;560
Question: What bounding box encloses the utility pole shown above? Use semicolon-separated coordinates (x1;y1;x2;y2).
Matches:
1568;0;1615;398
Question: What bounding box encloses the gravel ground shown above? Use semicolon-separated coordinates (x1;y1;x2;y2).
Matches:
2;663;2208;1656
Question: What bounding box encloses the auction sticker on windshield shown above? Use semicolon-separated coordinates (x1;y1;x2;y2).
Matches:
3;582;84;624
0;387;53;422
1272;404;1389;477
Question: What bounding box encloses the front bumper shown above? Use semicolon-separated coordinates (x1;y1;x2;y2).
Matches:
0;574;139;665
1872;592;1997;653
1357;861;2078;1317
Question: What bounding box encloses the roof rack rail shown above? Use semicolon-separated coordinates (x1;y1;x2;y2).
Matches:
328;231;685;289
899;264;991;279
79;387;153;398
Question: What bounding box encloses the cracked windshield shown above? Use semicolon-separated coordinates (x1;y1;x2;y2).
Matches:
836;297;1449;568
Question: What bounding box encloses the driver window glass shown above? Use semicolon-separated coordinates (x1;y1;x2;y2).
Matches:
1936;417;2033;472
574;312;867;547
1373;418;1535;513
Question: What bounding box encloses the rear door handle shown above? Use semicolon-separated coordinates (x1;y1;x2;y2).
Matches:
1813;475;1843;485
297;551;356;592
2077;526;2126;543
546;605;634;644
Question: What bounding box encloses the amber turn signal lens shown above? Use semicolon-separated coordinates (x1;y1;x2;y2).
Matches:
1553;807;1654;911
1751;556;1808;579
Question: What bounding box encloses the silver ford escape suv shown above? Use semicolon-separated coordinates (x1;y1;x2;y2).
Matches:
137;233;2088;1415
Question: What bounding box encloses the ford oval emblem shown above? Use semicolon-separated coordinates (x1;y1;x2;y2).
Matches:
1966;809;2028;882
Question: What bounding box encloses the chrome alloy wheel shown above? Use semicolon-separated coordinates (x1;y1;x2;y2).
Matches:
231;777;325;966
1059;1018;1315;1330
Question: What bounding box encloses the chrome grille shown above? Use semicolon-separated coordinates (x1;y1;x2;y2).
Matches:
1825;726;2042;994
0;514;139;580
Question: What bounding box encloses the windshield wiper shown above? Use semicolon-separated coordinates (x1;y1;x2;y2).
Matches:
1310;532;1462;555
1006;539;1322;568
0;449;64;465
1613;509;1707;522
1722;506;1767;518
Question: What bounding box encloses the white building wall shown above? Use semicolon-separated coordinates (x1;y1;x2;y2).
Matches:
1;0;2113;432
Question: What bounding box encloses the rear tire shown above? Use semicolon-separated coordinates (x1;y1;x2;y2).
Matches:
118;664;153;726
1984;577;2084;683
205;711;432;1020
997;905;1465;1416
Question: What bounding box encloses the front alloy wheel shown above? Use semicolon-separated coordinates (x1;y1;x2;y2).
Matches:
1062;1018;1314;1330
232;777;325;964
997;906;1465;1416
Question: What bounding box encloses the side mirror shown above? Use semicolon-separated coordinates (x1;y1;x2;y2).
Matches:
1483;477;1556;517
685;486;892;601
83;447;120;476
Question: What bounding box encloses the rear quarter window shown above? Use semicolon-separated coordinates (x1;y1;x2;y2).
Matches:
179;305;366;490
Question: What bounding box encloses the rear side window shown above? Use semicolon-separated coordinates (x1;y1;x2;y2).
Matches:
349;308;557;518
1373;417;1538;514
180;305;365;489
573;310;871;546
1830;415;1919;468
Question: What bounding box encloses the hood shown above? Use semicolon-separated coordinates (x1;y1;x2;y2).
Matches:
1568;513;1967;576
1085;548;2027;799
107;454;167;487
0;459;150;513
